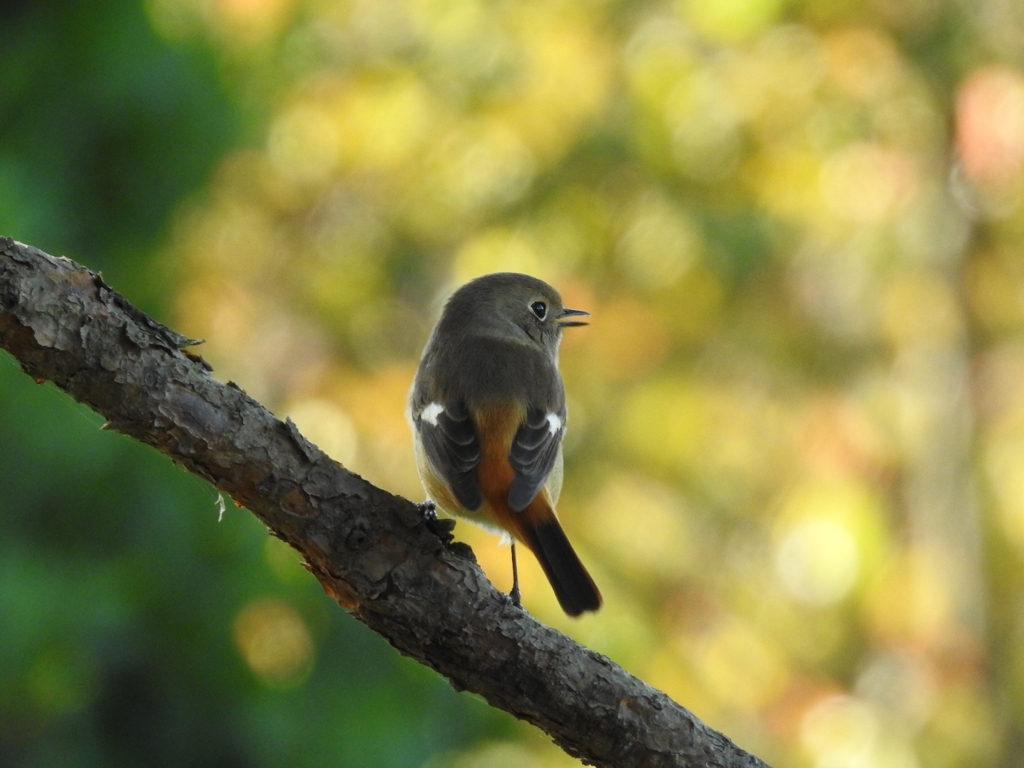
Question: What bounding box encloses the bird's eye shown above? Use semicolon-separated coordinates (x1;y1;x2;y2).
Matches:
530;301;547;320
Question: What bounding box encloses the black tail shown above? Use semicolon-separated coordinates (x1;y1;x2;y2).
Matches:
525;520;602;616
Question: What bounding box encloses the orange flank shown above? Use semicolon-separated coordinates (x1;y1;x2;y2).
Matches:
473;401;551;539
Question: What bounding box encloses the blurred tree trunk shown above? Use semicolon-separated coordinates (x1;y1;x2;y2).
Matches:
892;194;985;642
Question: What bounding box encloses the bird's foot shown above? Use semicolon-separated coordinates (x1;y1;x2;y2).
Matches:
415;500;437;521
416;500;457;544
499;592;524;610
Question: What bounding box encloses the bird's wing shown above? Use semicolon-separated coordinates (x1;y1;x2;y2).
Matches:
507;406;565;512
413;398;483;511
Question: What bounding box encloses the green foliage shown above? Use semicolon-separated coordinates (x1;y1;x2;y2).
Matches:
0;0;238;310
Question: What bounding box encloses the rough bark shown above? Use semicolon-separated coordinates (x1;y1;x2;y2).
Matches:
0;237;770;768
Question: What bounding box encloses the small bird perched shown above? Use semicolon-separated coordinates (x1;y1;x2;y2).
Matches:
408;272;602;616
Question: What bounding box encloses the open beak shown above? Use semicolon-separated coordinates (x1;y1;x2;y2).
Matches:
557;307;590;328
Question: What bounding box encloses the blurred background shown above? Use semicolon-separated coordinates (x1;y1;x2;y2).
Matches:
3;0;1024;765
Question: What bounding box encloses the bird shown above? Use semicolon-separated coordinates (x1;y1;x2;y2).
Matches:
408;272;602;616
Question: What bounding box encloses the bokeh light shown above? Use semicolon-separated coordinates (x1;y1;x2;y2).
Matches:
233;597;315;688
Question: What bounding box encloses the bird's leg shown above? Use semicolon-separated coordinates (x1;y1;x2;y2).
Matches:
509;542;522;607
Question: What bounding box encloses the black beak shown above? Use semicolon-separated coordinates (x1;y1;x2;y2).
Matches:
557;307;590;328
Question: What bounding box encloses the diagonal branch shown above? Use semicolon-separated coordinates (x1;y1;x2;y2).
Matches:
0;237;770;768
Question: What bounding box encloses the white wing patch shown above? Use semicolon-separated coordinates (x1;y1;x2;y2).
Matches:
421;402;445;426
546;412;562;435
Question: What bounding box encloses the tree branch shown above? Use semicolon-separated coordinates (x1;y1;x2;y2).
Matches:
0;237;770;768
